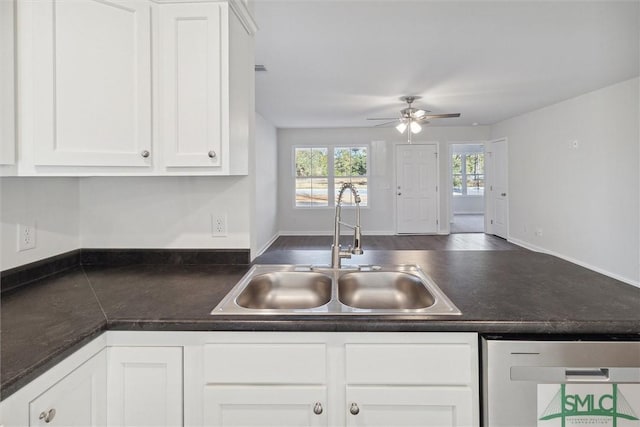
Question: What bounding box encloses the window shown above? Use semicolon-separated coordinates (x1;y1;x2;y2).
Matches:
294;146;368;207
295;147;328;207
334;147;367;206
452;153;484;196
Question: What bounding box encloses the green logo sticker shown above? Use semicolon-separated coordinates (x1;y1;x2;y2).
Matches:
538;384;640;427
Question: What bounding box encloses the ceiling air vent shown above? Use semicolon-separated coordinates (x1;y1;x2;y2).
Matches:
255;64;267;72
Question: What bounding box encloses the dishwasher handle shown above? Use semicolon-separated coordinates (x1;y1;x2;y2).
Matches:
565;368;609;381
511;366;640;383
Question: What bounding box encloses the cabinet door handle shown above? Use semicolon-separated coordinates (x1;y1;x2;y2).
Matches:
141;150;150;158
39;408;56;423
350;402;360;415
208;150;217;159
313;402;323;415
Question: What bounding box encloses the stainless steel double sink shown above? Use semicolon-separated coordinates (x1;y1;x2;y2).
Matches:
211;264;461;315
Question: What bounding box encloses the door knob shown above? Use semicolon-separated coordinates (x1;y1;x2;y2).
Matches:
313;402;323;415
350;403;360;415
39;409;56;423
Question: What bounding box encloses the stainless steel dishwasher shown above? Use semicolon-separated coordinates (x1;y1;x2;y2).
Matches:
483;338;640;427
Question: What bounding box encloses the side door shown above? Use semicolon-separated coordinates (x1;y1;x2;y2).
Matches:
486;138;508;239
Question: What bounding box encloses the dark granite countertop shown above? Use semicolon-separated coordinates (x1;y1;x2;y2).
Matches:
2;250;639;399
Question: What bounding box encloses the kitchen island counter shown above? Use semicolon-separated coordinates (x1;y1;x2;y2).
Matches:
2;249;639;398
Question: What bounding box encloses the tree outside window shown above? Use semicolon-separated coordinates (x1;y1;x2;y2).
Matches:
452;153;484;196
334;147;367;206
295;147;328;206
294;146;368;207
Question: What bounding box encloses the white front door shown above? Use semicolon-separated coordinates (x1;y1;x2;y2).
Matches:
395;144;438;234
487;138;508;239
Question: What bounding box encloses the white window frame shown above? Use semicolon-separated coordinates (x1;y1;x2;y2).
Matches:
452;152;485;197
292;145;369;209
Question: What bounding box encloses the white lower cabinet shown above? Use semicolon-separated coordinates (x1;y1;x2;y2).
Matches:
345;387;473;427
0;337;108;427
194;332;479;427
1;332;479;427
29;349;107;427
204;386;328;426
106;346;183;427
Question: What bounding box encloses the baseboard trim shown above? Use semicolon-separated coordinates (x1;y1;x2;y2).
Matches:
254;233;280;258
508;237;639;288
279;230;397;236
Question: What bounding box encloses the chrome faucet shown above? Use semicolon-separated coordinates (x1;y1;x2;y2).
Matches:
331;183;363;268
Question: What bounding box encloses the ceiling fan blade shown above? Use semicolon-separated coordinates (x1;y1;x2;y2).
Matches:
373;120;399;127
423;113;461;119
366;118;399;121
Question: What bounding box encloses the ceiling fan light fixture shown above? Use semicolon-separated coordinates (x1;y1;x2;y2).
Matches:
396;122;408;133
410;121;422;134
414;109;426;118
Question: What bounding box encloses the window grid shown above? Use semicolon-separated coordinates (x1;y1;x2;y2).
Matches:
294;146;368;208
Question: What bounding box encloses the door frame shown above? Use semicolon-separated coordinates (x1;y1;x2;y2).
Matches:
485;137;508;238
394;142;440;234
447;141;487;234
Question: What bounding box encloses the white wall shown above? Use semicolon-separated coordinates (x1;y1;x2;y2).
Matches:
452;197;484;215
0;177;80;270
277;126;491;235
491;77;639;285
79;176;251;249
252;113;279;255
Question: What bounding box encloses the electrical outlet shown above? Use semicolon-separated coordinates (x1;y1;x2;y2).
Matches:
18;223;36;251
211;213;227;237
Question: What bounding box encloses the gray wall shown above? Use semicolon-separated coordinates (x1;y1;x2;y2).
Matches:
491;77;639;285
277;126;491;235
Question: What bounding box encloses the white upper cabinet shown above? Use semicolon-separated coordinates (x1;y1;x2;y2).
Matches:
0;0;16;169
24;0;152;167
14;0;256;175
158;3;225;169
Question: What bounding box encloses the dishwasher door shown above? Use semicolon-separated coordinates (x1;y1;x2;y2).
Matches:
482;339;640;427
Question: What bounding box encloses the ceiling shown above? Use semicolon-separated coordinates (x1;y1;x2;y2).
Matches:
253;0;640;128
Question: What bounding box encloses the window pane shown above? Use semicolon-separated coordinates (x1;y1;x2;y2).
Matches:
295;148;327;177
466;175;484;196
466;154;484;175
452;154;462;174
335;178;368;207
452;174;463;195
295;178;328;206
335;147;367;176
310;148;328;176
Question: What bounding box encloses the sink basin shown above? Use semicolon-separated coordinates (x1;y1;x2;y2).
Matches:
211;264;461;315
338;271;436;309
236;272;332;309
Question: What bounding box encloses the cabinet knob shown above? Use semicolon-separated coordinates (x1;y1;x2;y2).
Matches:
141;150;150;158
350;402;360;415
501;192;507;197
397;192;402;196
208;150;217;159
313;402;323;415
39;408;56;423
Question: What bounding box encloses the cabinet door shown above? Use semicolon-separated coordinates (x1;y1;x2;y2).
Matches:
29;0;152;166
346;386;474;427
0;0;15;166
158;3;226;168
107;347;182;427
29;350;106;426
203;385;327;427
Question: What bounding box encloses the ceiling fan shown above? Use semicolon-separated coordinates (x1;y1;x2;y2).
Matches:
367;96;461;142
